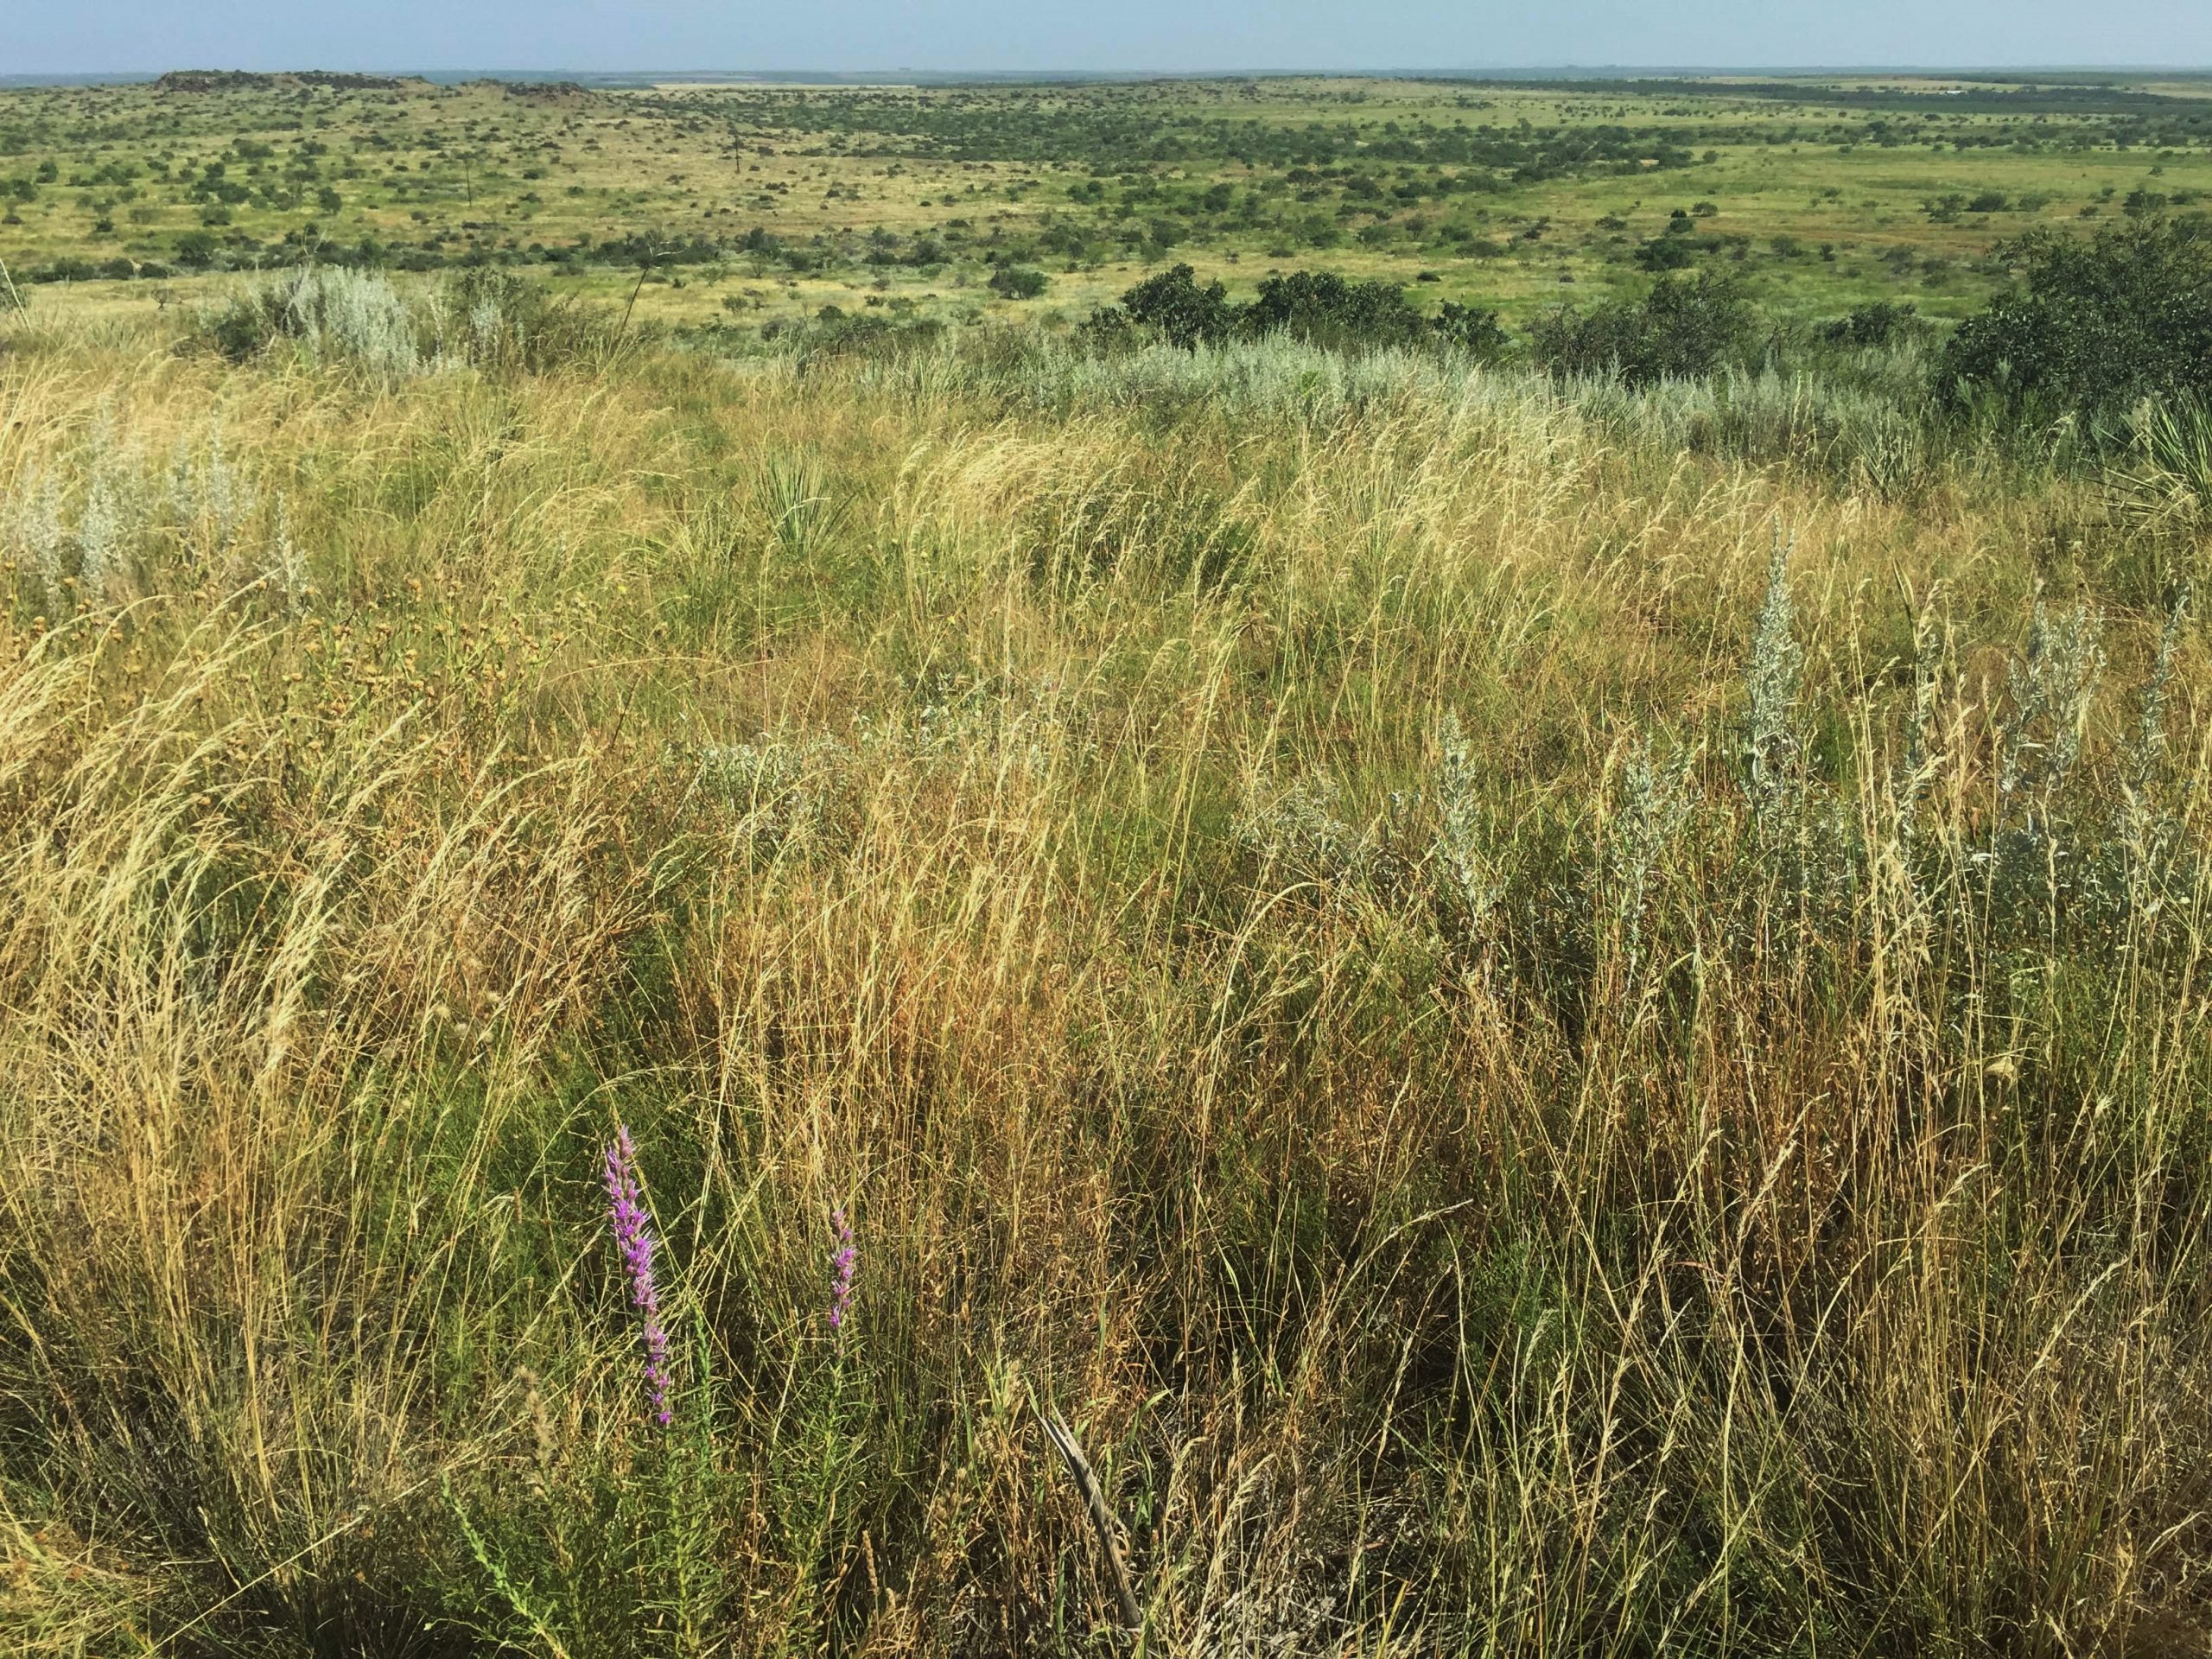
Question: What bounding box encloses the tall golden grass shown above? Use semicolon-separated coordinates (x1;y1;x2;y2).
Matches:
1;311;2208;1656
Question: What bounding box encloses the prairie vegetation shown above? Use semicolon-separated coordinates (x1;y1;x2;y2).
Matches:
3;73;2212;1659
3;70;2212;335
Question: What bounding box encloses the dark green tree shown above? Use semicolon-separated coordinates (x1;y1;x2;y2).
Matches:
1117;263;1236;347
1530;271;1751;385
1940;219;2212;415
987;264;1047;300
1243;269;1427;346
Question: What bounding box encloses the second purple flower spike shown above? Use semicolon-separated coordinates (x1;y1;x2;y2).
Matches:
828;1205;857;1334
603;1125;672;1427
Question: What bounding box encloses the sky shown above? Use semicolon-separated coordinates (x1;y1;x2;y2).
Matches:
5;1;2209;78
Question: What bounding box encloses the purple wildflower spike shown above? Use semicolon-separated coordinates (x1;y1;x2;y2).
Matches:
602;1125;671;1426
828;1206;856;1334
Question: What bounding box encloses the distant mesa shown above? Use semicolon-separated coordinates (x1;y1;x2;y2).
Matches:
479;79;593;103
154;70;434;94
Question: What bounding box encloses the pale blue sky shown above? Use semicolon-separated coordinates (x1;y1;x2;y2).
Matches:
5;1;2209;77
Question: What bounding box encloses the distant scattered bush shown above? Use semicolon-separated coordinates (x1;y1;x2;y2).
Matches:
1088;263;1504;356
1634;235;1703;271
1940;219;2212;416
986;264;1048;300
1530;271;1752;385
760;306;946;363
24;257;101;283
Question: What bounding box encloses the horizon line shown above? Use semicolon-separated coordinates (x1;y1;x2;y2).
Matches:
8;62;2212;83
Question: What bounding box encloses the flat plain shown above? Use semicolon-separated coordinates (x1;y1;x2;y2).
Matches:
4;70;2211;330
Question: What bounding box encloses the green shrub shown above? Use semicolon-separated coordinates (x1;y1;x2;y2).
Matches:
1818;300;1921;349
1634;235;1700;271
444;266;618;372
1090;264;1507;357
986;264;1048;300
1244;269;1428;347
1434;301;1509;356
29;257;100;283
762;305;946;363
1940;219;2212;416
1112;263;1237;347
1531;271;1752;385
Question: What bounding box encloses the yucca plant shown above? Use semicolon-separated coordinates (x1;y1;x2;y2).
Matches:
2111;394;2212;537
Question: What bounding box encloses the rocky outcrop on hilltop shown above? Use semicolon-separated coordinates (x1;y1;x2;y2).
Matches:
154;70;433;94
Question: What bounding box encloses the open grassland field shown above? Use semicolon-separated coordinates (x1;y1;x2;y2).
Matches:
5;69;2212;1659
3;70;2212;336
